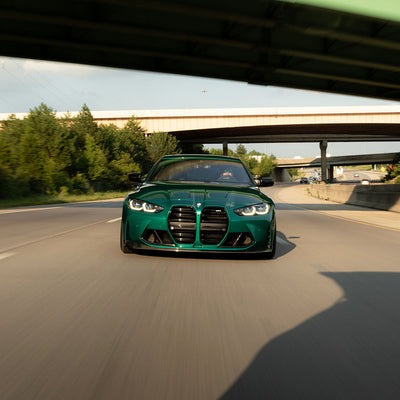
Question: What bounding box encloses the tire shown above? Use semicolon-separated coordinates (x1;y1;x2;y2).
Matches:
265;229;276;259
120;222;133;254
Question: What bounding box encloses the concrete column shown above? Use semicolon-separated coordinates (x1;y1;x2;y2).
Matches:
328;164;334;183
222;141;228;156
319;140;328;182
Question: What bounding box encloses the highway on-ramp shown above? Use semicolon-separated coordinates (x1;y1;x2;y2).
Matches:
0;185;399;400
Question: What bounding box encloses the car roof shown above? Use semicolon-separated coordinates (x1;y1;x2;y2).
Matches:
160;154;242;162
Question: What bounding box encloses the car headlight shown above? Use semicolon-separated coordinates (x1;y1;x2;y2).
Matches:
234;203;270;216
128;199;164;213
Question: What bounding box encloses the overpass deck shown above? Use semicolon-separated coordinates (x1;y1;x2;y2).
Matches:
2;105;400;144
277;152;399;168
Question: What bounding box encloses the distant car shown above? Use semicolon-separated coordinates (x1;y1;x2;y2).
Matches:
259;176;274;187
361;179;370;185
300;177;308;184
354;173;359;178
121;154;276;257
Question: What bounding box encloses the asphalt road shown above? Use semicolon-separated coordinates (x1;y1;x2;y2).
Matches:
339;169;384;182
0;185;400;400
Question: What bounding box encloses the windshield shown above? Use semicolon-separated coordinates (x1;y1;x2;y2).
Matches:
147;158;254;185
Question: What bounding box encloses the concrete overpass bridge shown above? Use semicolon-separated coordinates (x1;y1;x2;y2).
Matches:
277;152;399;169
276;152;398;182
2;105;400;181
79;105;400;145
5;104;400;146
89;105;400;181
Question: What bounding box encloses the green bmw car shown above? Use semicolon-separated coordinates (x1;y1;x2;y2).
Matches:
120;154;276;258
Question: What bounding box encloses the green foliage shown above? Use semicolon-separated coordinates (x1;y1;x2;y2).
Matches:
0;103;185;199
252;154;277;176
287;168;300;180
119;117;152;172
146;131;181;163
209;147;234;156
208;146;277;177
180;143;209;154
235;144;247;156
383;153;400;181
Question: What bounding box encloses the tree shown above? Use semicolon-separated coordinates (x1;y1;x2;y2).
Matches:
180;143;209;154
68;104;99;176
0;137;14;198
17;130;47;193
84;135;107;182
146;132;181;163
235;144;247;157
0;114;25;171
209;147;234;156
254;154;277;176
119;116;152;172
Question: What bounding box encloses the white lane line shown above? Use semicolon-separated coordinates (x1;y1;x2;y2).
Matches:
0;218;113;254
0;252;16;261
0;206;61;215
106;217;122;224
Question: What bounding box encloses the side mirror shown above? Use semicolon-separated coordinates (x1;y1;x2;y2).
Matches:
128;172;143;183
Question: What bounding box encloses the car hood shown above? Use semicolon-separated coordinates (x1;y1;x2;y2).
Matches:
128;182;273;209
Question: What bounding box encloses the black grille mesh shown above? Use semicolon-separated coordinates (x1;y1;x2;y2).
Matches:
200;207;228;245
168;206;196;244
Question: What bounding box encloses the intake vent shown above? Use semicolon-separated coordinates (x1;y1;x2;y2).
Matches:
220;232;254;248
141;229;175;246
200;207;228;245
168;206;196;244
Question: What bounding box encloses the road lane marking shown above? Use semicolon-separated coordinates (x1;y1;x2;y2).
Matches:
106;217;122;224
0;218;114;254
274;189;400;233
0;206;61;215
0;198;124;215
0;252;16;261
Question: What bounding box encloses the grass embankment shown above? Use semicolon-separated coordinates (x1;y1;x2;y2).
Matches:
0;191;127;209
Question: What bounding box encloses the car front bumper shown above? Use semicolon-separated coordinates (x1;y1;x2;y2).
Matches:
122;204;275;253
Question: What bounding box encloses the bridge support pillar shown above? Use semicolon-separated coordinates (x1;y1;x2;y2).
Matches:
328;164;334;183
320;140;328;182
272;167;291;183
222;141;228;156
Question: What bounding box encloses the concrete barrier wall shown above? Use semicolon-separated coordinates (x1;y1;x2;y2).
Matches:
308;183;400;213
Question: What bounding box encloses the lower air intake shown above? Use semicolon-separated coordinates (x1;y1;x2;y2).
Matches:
141;229;175;246
220;232;254;248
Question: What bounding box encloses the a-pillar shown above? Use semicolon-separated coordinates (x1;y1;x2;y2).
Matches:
222;141;228;156
319;140;328;182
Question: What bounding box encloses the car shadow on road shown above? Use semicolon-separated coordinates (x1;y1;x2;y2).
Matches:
219;271;400;400
132;231;295;261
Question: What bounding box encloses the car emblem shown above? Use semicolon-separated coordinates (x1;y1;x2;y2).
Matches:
196;202;202;208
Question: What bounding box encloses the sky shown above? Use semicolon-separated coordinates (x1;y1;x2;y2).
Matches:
1;56;400;158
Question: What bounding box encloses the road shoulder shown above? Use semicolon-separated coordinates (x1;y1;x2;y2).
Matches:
275;184;400;232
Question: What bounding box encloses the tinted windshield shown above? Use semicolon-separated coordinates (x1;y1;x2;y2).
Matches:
147;158;253;185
